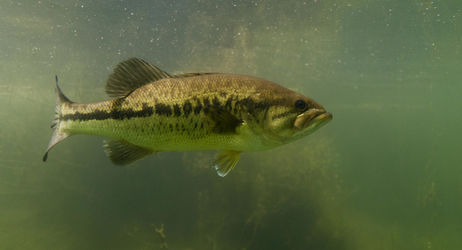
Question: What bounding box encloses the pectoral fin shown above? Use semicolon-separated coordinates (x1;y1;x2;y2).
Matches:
213;150;241;177
104;140;154;165
207;108;243;134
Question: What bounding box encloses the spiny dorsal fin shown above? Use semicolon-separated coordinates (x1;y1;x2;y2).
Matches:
105;58;172;98
104;140;154;165
213;150;241;177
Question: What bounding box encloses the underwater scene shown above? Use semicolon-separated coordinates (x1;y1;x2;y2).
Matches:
1;0;461;249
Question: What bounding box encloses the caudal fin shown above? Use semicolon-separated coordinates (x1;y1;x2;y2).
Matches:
42;76;72;162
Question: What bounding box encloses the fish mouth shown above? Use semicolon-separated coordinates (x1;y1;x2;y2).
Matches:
294;109;333;131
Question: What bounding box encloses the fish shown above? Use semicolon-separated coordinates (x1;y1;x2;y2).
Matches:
43;58;332;177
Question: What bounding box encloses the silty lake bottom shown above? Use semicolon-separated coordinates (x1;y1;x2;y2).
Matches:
0;0;461;249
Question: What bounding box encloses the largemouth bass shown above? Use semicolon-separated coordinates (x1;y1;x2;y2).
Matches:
43;58;332;176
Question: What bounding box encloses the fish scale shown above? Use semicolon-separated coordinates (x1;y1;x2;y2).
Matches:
43;58;332;177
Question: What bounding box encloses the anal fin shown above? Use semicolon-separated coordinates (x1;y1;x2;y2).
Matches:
104;140;154;165
213;150;241;177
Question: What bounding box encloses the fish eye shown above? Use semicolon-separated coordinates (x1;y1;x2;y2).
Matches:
294;99;307;110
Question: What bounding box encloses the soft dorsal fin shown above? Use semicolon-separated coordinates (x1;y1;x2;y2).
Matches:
105;58;172;98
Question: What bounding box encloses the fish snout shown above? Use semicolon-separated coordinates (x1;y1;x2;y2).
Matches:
294;108;332;130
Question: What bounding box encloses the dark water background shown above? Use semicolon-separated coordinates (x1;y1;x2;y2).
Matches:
1;0;461;249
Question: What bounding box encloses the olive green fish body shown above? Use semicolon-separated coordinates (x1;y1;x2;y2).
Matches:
60;74;281;152
44;58;332;177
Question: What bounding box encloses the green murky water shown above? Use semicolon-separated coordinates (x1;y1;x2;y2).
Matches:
1;0;461;249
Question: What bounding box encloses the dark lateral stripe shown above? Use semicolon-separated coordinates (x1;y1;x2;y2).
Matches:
61;104;154;121
183;101;192;117
212;97;221;109
173;104;181;117
193;100;202;114
155;103;172;116
203;97;211;113
236;97;275;113
61;95;282;122
225;97;233;111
